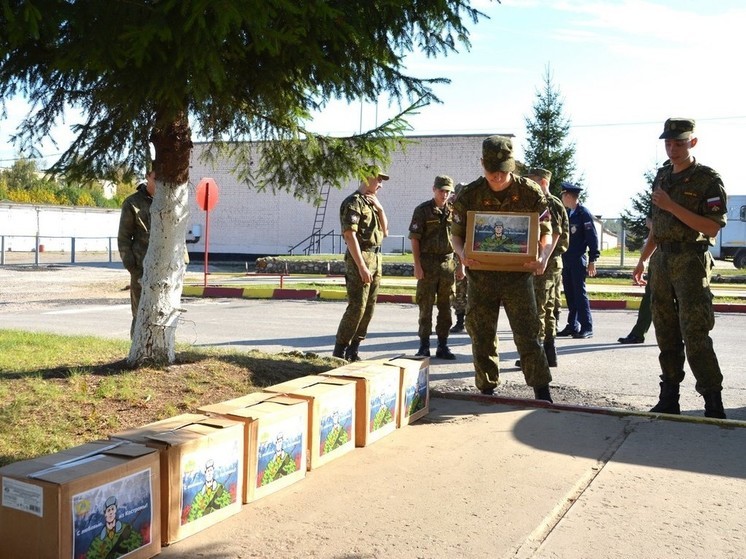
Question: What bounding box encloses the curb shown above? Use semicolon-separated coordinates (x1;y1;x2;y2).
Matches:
430;389;746;428
182;285;746;313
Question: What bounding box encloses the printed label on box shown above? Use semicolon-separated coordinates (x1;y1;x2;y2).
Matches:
72;468;154;559
404;365;429;419
1;477;43;517
369;376;398;433
256;415;305;489
319;394;354;457
180;439;241;526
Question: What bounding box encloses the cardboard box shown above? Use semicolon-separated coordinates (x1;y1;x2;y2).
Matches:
264;375;356;470
199;393;308;503
0;440;161;559
320;362;400;447
379;356;430;427
111;413;243;545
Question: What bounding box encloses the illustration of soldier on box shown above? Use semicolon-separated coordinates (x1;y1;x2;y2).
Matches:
371;385;397;431
406;370;429;417
258;430;303;487
73;469;153;559
474;218;527;254
321;407;354;455
182;448;239;524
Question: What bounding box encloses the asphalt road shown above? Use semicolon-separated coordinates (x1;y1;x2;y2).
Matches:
2;294;745;421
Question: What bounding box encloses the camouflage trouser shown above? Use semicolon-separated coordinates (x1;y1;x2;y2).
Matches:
465;269;552;391
129;270;143;338
553;275;562;323
650;249;722;395
534;264;562;340
335;251;382;345
416;255;456;341
452;276;468;313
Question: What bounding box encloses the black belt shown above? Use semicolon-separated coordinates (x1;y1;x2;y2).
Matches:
421;253;453;261
657;241;708;254
362;246;381;253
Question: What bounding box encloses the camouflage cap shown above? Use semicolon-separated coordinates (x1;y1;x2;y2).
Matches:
482;135;515;173
659;118;695;140
433;175;454;191
527;167;552;182
365;164;390;180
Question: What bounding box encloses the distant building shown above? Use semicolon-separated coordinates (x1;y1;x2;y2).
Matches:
186;134;510;258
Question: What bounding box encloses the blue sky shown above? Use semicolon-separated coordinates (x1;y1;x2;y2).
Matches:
308;0;746;216
2;0;745;217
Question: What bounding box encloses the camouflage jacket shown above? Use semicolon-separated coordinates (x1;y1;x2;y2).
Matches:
547;193;570;260
651;160;727;245
117;184;152;274
408;199;454;255
451;175;551;239
339;190;384;249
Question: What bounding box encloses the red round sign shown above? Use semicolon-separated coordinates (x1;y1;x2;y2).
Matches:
196;178;219;211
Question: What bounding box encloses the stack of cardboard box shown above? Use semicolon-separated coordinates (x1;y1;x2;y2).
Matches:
0;357;429;557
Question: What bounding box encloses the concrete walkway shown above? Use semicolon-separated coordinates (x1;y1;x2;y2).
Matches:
158;395;746;559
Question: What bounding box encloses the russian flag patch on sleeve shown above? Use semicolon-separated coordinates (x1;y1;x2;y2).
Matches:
706;196;722;212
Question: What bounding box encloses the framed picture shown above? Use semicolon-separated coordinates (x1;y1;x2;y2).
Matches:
464;211;539;271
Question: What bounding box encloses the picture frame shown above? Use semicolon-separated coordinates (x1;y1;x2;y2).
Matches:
464;211;539;271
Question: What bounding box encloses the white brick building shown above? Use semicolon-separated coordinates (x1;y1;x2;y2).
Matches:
186;134;508;258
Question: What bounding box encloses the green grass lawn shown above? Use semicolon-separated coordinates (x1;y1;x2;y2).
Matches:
0;330;341;467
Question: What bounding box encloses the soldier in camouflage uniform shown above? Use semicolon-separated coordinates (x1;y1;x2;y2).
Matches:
515;168;569;368
408;175;457;359
477;222;522;252
633;118;728;419
450;183;468;333
451;136;555;402
333;166;390;361
117;170;155;337
186;458;232;521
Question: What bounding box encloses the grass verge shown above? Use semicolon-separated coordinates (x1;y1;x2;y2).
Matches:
0;330;341;468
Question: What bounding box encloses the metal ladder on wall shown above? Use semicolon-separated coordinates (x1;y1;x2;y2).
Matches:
305;182;332;254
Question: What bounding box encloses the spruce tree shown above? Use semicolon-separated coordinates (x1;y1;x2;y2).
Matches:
621;170;655;251
523;67;581;198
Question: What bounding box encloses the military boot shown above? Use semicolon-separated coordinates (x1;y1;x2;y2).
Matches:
332;342;348;360
703;391;726;419
450;312;465;333
415;339;430;357
543;336;558;367
650;381;680;414
534;385;553;403
435;338;456;360
345;340;362;362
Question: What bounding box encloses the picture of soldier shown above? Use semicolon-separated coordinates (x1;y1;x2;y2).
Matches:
185;458;233;523
371;387;396;432
260;432;299;487
473;218;527;254
85;495;145;559
322;409;351;454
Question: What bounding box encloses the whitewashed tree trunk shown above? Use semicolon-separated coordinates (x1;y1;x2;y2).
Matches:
127;180;189;365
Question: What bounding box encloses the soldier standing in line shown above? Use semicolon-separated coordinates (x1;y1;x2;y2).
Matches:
451;136;555;402
515;167;569;368
332;166;390;362
408;175;457;359
633;118;728;419
450;183;468;334
557;183;600;339
117;169;155;337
